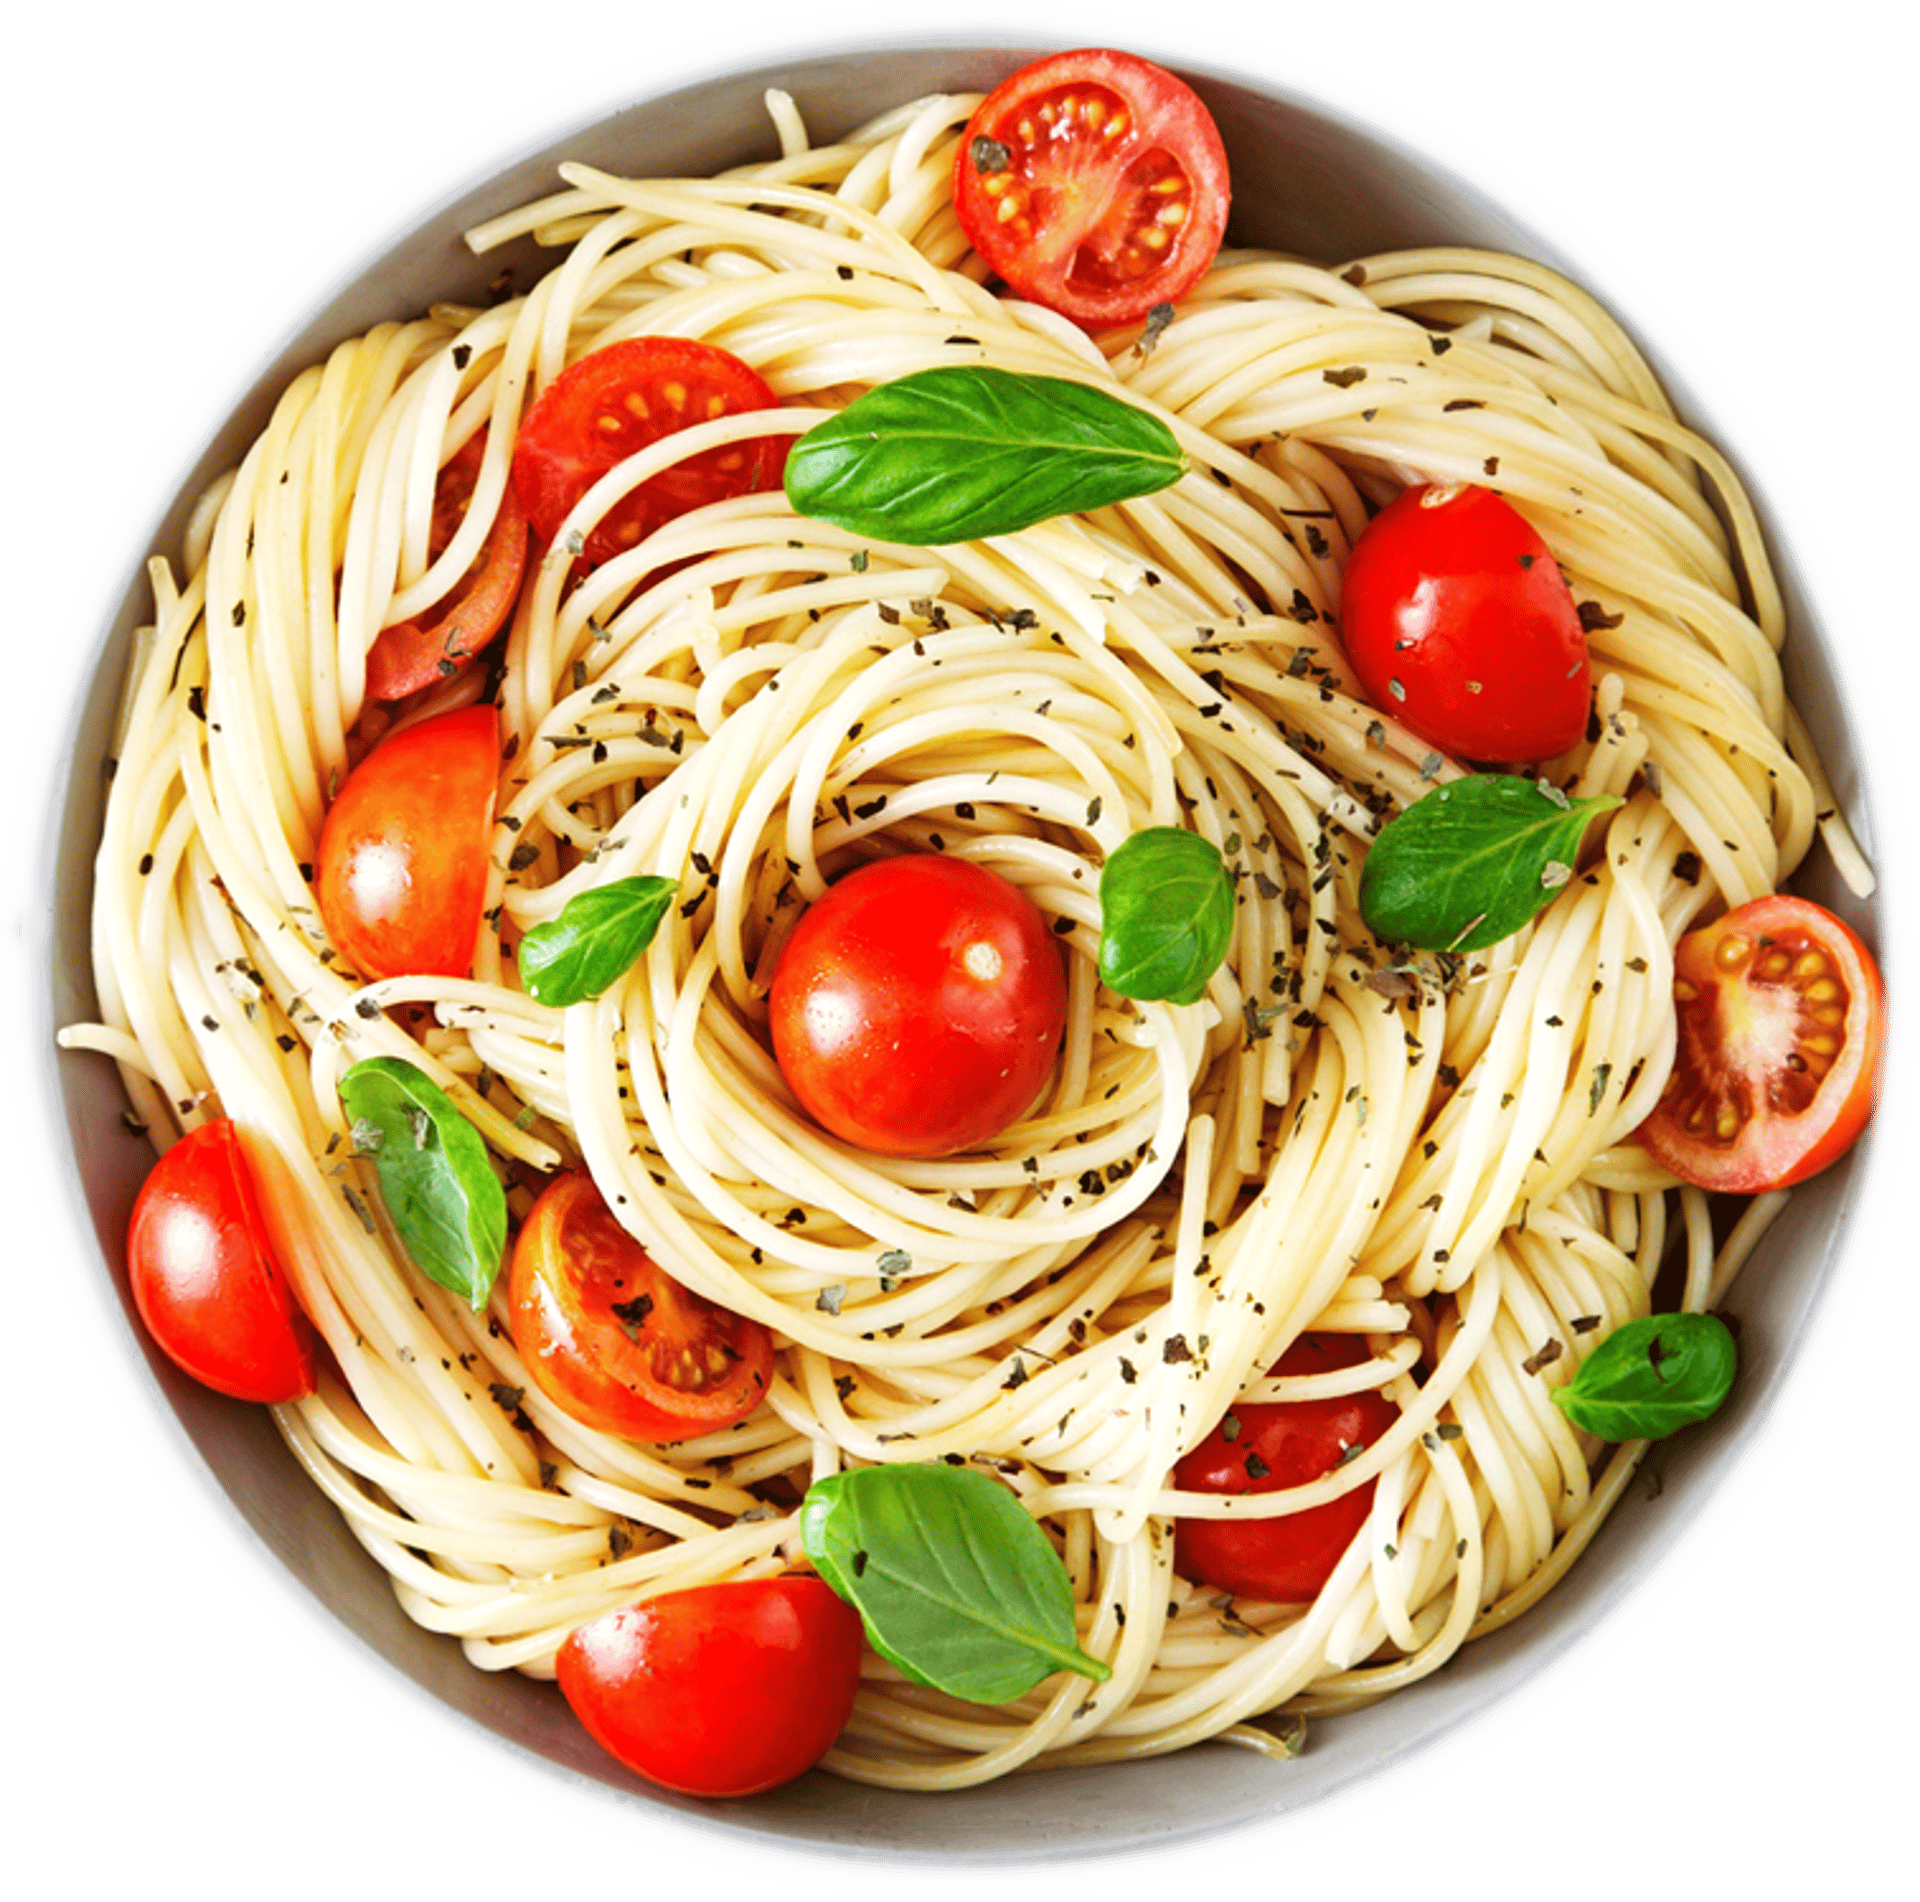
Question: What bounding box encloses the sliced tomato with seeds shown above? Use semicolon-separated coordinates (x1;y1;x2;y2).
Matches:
953;49;1230;329
508;1172;775;1443
1639;894;1885;1192
509;337;787;567
365;430;527;701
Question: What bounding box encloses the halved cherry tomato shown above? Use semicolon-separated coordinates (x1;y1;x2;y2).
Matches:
314;703;498;982
509;337;787;567
365;430;528;700
768;854;1069;1159
559;1576;864;1797
127;1119;316;1404
1175;1334;1397;1603
509;1173;775;1442
953;49;1230;329
1340;482;1591;763
1639;894;1885;1192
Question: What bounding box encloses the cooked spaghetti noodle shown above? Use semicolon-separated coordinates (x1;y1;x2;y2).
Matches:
62;82;1871;1789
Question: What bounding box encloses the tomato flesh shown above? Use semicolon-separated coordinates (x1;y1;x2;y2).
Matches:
953;49;1230;328
1175;1335;1397;1603
127;1119;316;1404
558;1576;863;1797
510;336;786;567
314;703;498;982
509;1173;775;1443
365;430;528;700
1640;894;1884;1192
1340;482;1591;763
768;854;1069;1158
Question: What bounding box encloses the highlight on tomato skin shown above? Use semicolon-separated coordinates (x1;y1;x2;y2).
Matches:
313;703;500;983
508;1172;776;1443
1338;481;1592;764
1174;1334;1397;1604
952;48;1231;329
557;1576;865;1797
126;1119;317;1405
768;853;1070;1159
1638;894;1885;1193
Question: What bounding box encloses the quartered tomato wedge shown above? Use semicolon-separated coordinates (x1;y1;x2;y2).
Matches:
314;703;499;982
559;1577;863;1797
1639;894;1885;1192
953;48;1230;328
127;1119;317;1404
1175;1334;1397;1603
509;337;787;567
508;1172;775;1442
365;430;528;700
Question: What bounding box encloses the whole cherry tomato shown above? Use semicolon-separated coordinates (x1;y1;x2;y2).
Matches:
126;1119;316;1404
953;48;1230;329
558;1576;864;1797
1639;894;1885;1192
509;1173;775;1443
510;336;787;567
365;429;527;700
1339;482;1591;763
314;703;498;982
768;854;1069;1158
1175;1334;1398;1603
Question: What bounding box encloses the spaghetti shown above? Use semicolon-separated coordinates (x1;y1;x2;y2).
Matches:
62;81;1870;1789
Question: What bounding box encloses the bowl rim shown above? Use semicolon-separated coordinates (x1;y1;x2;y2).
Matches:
7;3;1912;1888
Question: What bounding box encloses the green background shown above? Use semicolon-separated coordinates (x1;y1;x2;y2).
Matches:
7;0;1912;1896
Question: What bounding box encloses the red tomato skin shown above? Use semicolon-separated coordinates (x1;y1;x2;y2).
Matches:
365;431;528;700
509;1173;775;1443
127;1120;316;1404
558;1577;864;1797
510;337;786;567
314;704;498;982
1640;894;1886;1192
768;855;1069;1159
953;49;1230;328
1340;482;1591;763
1175;1335;1397;1603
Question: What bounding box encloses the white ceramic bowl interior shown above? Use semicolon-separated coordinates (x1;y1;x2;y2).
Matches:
7;7;1912;1896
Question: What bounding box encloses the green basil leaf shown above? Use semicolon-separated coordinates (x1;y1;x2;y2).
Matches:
1550;1312;1736;1441
337;1057;506;1310
1097;827;1234;1005
1359;775;1621;952
800;1463;1111;1704
784;365;1184;543
517;875;678;1008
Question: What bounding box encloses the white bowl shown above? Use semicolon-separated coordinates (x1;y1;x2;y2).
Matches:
11;7;1904;1896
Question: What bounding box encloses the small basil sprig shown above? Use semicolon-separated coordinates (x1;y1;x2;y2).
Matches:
801;1463;1111;1704
784;365;1183;543
517;875;678;1008
337;1057;506;1310
1550;1313;1736;1441
1097;827;1234;1005
1360;775;1621;953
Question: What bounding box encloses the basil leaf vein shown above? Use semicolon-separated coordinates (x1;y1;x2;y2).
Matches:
1097;827;1235;1005
337;1057;506;1310
1359;775;1621;952
801;1463;1110;1704
784;366;1184;543
1550;1312;1736;1441
517;874;678;1008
